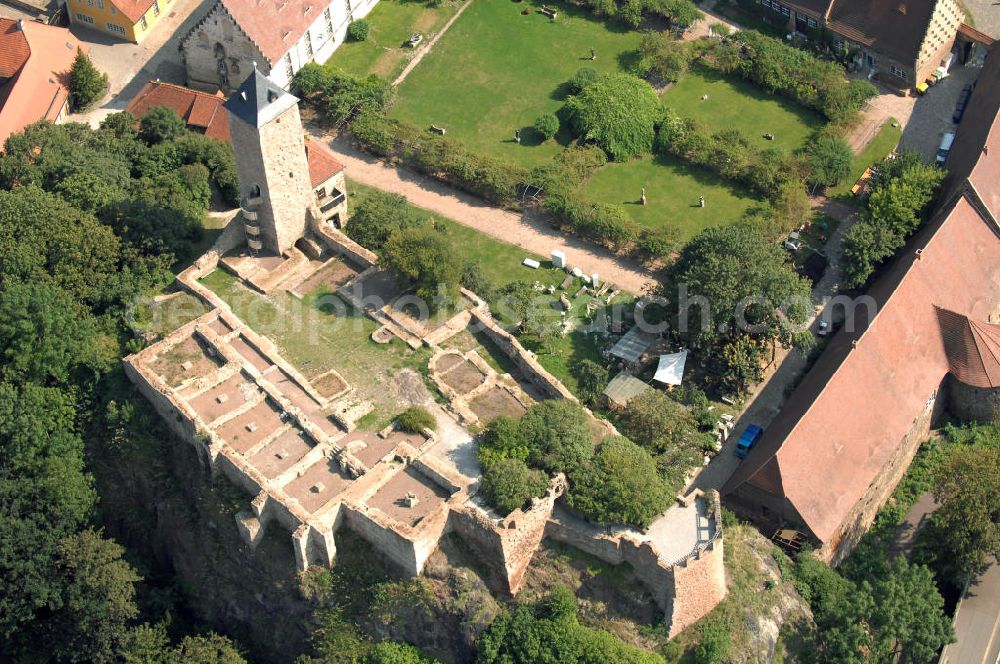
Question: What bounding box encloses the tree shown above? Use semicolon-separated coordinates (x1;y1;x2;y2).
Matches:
396;406;436;433
618;390;704;487
139;106;187;145
805;134;852;191
533;113;559;141
481;458;549;515
460;261;495;301
45;530;141;663
492;280;538;323
567;436;670;528
919;445;1000;584
0;282;111;385
363;642;438;664
520;400;594;474
619;0;644;28
382;226;462;310
719;335;768;394
69;48;108;112
572;359;609;405
168;634;248;663
344;190;422;253
477;415;529;469
635;33;694;83
658;224;811;354
565;73;661;161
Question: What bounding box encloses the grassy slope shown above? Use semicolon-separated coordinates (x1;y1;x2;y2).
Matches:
392;0;642;167
325;0;462;79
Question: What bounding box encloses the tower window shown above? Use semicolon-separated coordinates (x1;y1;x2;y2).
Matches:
249;184;261;198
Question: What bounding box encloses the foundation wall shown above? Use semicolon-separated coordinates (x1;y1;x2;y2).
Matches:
469;309;576;401
343;507;421;575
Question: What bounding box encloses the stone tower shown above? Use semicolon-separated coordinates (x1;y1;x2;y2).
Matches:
224;69;313;256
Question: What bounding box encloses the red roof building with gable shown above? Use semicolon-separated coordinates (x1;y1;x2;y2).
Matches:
723;47;1000;562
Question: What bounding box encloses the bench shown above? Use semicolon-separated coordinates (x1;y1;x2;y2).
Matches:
430;125;446;135
540;5;557;18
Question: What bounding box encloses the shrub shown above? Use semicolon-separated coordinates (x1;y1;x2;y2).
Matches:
567;436;671;528
619;0;644;28
568;67;599;95
344;189;422;252
565;73;660;161
347;19;370;41
634;33;694;82
572;359;609;405
68;49;108;112
362;642;437;664
477;415;529;469
459;261;494;301
396;406;435;433
481;458;549;515
805;133;852;190
382;227;462;309
533;113;559;141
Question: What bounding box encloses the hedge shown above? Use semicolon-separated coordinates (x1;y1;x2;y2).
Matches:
350;111;527;206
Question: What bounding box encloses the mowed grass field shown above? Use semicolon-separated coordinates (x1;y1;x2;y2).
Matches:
662;64;822;153
324;0;463;79
392;0;642;167
580;154;757;240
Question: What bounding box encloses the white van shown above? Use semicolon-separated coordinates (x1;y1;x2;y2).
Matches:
936;132;956;165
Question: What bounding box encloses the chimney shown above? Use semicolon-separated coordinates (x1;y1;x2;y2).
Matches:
15;19;24;30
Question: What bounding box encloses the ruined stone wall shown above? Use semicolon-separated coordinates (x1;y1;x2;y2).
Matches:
949;375;1000;423
469;309;576;401
449;476;565;596
181;2;267;94
668;494;726;636
309;213;377;269
823;387;946;564
343;506;421;575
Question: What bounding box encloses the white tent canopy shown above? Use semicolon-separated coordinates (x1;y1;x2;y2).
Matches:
653;350;688;386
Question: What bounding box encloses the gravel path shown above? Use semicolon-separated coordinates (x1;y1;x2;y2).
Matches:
309;133;658;295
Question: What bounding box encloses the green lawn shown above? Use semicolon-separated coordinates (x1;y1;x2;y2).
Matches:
828;118;902;199
199;268;431;420
663;64;822;153
324;0;463;79
579;154;758;239
391;0;642;167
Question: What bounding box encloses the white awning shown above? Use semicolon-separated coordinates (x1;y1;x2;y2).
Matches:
653;351;688;385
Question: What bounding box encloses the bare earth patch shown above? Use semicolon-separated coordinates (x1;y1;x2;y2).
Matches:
469;385;528;422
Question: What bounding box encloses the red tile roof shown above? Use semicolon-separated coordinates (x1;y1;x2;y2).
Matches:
724;193;1000;545
220;0;323;63
109;0;159;25
0;19;80;148
126;80;231;142
126;82;343;187
937;308;1000;389
0;20;30;79
304;139;344;188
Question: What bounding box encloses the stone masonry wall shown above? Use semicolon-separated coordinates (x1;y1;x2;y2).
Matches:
181;3;267;94
949;375;1000;423
469;309;576;401
229;102;314;256
668;494;726;636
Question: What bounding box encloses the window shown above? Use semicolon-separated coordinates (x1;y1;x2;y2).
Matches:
139;15;147;29
96;0;103;8
344;0;352;20
284;53;293;79
152;0;159;15
110;5;115;12
889;64;908;80
107;21;125;33
323;7;332;34
75;12;94;22
806;17;817;28
304;30;313;57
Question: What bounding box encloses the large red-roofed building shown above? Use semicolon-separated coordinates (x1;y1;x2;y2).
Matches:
723;46;1000;563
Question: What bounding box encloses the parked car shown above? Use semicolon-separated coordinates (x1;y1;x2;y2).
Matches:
817;319;830;336
953;84;974;124
735;424;764;459
936;132;956;166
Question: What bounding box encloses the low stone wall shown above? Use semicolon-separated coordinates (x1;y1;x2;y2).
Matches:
309;212;378;270
469;309;576;401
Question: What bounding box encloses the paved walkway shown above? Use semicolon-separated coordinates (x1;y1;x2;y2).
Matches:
309;133;658;295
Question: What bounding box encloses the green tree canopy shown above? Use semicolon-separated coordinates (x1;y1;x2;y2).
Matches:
69;48;108;112
519;400;595;474
567;436;671;528
344;190;422;252
565;73;661;161
805;134;852;190
382;226;462;310
139;106;187;145
480;457;549;515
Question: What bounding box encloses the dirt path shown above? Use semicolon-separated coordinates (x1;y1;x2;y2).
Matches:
309;133;657;294
392;0;474;86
